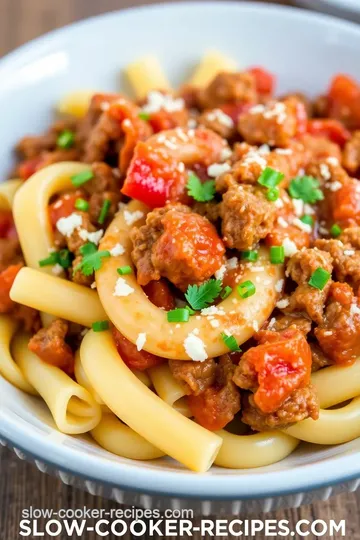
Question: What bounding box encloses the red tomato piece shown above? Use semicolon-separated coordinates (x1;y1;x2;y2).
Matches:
266;223;310;251
142;279;175;311
219;102;253;124
307;119;350;147
330;282;353;306
241;329;312;414
188;387;237;431
18;156;44;180
248;66;275;96
112;327;165;371
331;178;360;227
0;263;22;313
327;74;360;129
48;191;86;228
0;211;17;239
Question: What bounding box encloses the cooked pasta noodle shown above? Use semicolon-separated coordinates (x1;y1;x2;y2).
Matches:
125;55;172;98
214;430;299;469
311;359;360;409
0;179;22;210
0;315;37;395
91;414;165;460
97;201;283;360
57;90;96;118
80;330;222;472
189;50;237;87
148;363;192;417
10;267;106;327
13;333;102;434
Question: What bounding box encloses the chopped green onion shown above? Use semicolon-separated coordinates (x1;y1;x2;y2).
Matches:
71;170;94;188
38;253;59;268
117;265;132;276
221;332;241;352
92;320;109;332
258;167;284;189
266;187;279;201
270;246;285;264
167;308;190;323
138;111;150;121
237;280;256;299
220;285;233;300
185;305;195;316
98;199;111;225
300;215;314;226
330;223;342;238
308;268;331;290
57;130;75;149
241;250;258;262
75;198;89;212
58;249;73;269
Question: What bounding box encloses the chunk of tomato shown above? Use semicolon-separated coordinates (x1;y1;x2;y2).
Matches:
112;326;165;371
0;211;17;239
248;66;275;96
48;191;86;228
0;263;22;313
143;279;175;311
307;119;350;147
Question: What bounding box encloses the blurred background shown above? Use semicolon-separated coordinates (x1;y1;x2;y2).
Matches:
0;1;359;539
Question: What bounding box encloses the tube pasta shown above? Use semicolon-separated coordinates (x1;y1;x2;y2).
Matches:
0;179;22;210
80;330;222;472
13;162;91;274
148;363;191;417
10;267;106;328
0;315;37;395
311;359;360;409
56;90;96;118
13;333;102;435
97;201;283;360
215;430;299;469
189;51;237;87
125;55;172;99
91;414;165;460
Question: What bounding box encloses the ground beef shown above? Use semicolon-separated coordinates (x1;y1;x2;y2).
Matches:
285;248;333;324
281;92;313;117
71;256;94;287
340;227;360;249
343;131;360;174
0;239;23;272
237;97;306;147
130;204;225;291
241;385;319;431
88;191;120;226
315;282;360;365
265;313;312;336
169;357;216;395
16;119;77;159
65;211;97;255
315;238;360;290
310;343;331;372
226;141;305;188
306;157;348;188
197;72;257;110
76;93;119;149
192;201;221;223
83;162;120;195
83;110;123;165
187;355;241;431
219;183;276;250
198;108;236;139
300;134;342;163
28;319;74;374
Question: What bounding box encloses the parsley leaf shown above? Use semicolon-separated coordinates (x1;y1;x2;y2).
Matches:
185;279;223;310
186;172;216;202
74;242;110;276
288;176;324;204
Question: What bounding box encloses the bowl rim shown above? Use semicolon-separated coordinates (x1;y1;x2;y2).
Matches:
1;0;360;500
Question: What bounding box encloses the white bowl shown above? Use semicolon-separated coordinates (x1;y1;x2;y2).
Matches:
1;2;360;514
295;0;360;22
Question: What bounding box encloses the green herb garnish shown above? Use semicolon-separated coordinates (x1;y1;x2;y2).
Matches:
186;172;216;202
185;279;222;311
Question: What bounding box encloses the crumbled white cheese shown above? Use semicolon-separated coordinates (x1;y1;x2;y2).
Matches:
258;144;270;154
214;265;226;281
91;282;97;289
292;217;312;233
113;277;134;297
268;317;276;330
201;306;225;316
292;198;304;217
274;198;284;209
226;257;238;270
282;238;298;257
350;303;360;316
188;118;197;129
56;213;82;237
242;149;267;170
142;90;184;114
207;162;231;177
124;210;144;226
275;148;292;155
276;298;290;309
79;229;104;245
51;264;63;276
184;332;207;361
252;320;259;332
319;226;329;236
320;163;331;181
220;147;232;161
325;181;342;192
177;162;185;173
263;101;287;124
323;330;333;336
251;266;265;272
304;204;315;215
277;217;289;228
327;157;339;166
209;319;220;328
206;109;234;128
344;249;355;256
275;279;284;293
136;333;147;351
110;243;125;256
249;104;265;114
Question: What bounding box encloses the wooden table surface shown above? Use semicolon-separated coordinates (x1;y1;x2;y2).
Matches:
1;0;359;538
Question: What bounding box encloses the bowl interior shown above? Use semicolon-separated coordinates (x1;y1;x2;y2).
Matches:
1;1;360;499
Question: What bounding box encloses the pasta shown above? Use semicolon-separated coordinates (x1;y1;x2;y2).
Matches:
13;333;102;434
1;52;360;473
80;330;222;472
